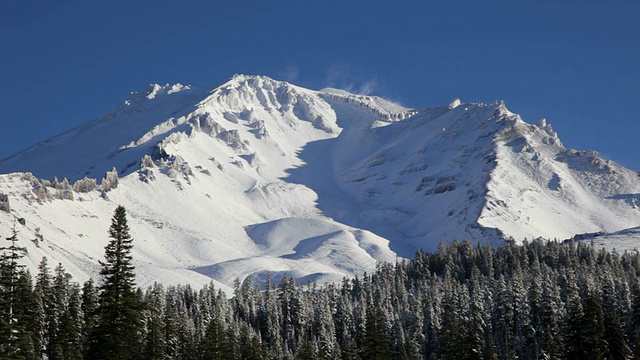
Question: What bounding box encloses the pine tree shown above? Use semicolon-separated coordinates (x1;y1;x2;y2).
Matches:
580;293;606;359
0;226;31;359
565;292;606;360
483;334;498;360
33;257;52;358
257;275;283;358
362;298;392;360
80;279;98;358
141;283;167;360
87;205;142;359
603;307;631;360
201;316;235;359
52;264;83;360
238;324;265;360
296;331;318;360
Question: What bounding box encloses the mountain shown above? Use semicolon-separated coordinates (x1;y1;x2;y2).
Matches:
0;74;639;290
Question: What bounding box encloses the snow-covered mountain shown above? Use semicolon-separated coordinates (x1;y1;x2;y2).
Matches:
0;74;639;290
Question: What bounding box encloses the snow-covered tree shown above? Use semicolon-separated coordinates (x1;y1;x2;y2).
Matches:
87;205;143;359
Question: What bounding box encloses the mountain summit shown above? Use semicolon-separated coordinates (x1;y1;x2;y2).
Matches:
0;75;638;289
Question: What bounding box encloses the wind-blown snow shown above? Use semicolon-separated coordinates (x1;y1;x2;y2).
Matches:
0;74;638;289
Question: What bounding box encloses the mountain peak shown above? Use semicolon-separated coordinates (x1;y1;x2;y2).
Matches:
225;74;288;90
0;77;638;289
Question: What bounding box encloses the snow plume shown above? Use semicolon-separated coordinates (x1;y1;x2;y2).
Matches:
357;78;378;96
324;64;380;96
281;64;300;83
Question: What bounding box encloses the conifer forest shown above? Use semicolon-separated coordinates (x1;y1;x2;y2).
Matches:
2;206;640;359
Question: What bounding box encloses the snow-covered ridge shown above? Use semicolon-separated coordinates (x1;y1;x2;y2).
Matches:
0;74;638;290
317;88;416;123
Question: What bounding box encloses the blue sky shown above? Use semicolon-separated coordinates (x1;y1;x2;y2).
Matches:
1;0;639;170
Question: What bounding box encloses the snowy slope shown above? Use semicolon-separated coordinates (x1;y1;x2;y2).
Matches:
572;227;640;253
484;115;640;242
0;74;638;289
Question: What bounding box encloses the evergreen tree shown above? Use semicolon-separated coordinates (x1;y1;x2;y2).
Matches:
52;264;83;360
5;270;36;360
237;324;265;360
80;279;98;358
362;298;392;360
33;257;52;359
296;331;318;360
87;205;142;359
163;286;195;359
0;226;32;359
564;291;585;360
141;283;167;360
581;293;606;359
201;315;235;359
257;275;283;358
2;221;640;360
483;334;498;360
565;293;606;360
603;307;631;360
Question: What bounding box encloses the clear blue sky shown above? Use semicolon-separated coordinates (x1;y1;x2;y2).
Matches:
1;0;639;170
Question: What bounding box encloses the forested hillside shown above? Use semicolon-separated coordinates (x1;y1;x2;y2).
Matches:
1;211;639;359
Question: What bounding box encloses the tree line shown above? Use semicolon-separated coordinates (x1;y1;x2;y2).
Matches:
1;206;640;359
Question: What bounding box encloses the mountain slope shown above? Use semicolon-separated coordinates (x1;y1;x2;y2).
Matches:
0;74;638;289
